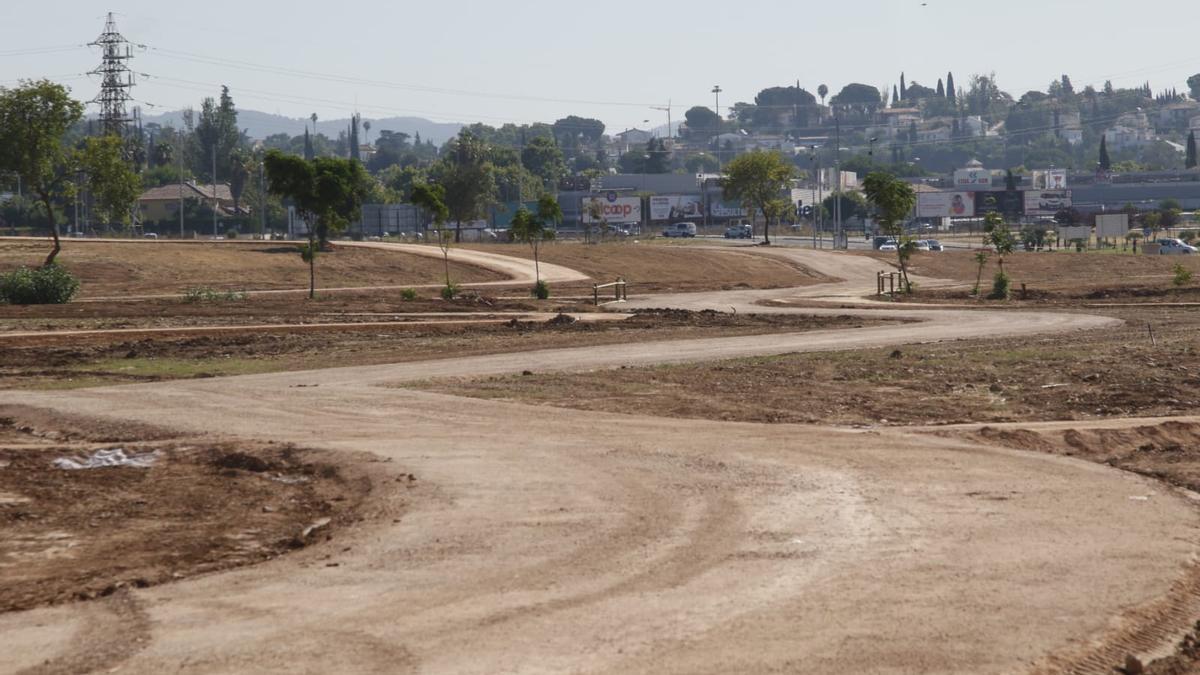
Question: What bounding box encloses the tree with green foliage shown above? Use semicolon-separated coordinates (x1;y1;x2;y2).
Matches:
817;84;829;106
77;135;141;230
409;182;454;291
1187;131;1197;170
193;86;241;183
972;250;989;297
1188;74;1200;102
1099;134;1111;171
946;72;956;101
432;130;496;242
511;195;560;298
721;150;795;245
263;150;368;298
683;106;721;139
862;171;918;290
520;136;566;185
0;79;85;266
984;211;1016;299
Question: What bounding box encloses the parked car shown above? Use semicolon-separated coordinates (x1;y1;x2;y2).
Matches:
1157;238;1197;255
924;239;944;252
662;222;697;238
877;239;898;252
872;236;893;250
142;232;158;239
724;223;753;239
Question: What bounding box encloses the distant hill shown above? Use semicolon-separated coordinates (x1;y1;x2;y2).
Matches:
137;109;464;144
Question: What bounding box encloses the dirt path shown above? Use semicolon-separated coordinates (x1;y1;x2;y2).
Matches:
1;248;1196;674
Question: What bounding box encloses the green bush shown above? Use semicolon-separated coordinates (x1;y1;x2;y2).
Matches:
400;288;418;301
224;229;239;240
532;280;550;300
441;282;460;300
1180;230;1197;244
0;264;80;305
1173;263;1193;287
989;271;1010;300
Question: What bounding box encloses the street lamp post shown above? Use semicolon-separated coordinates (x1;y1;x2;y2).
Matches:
712;85;723;169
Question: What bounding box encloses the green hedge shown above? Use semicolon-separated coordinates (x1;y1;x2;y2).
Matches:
0;264;80;305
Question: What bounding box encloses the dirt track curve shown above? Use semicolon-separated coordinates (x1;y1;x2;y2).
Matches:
3;245;1199;674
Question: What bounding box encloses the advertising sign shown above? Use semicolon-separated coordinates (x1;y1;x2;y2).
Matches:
1024;190;1072;216
1045;169;1067;190
649;195;703;221
1059;225;1091;242
1096;214;1129;239
917;192;975;218
953;169;993;188
582;194;641;224
710;199;749;218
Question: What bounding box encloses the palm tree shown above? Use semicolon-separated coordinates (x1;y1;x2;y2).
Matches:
310;113;318;136
362;120;372;145
817;84;829;106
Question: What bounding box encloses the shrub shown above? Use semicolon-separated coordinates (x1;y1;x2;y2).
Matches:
1180;230;1197;244
224;229;239;240
400;288;418;301
1173;263;1193;287
441;282;460;300
989;271;1010;300
0;264;80;305
532;280;550;300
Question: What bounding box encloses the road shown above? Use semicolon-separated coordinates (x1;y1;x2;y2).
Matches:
1;246;1197;674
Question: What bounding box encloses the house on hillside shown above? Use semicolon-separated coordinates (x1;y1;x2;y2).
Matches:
613;128;654;154
137;182;247;224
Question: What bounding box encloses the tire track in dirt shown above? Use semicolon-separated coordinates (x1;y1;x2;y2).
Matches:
15;590;150;675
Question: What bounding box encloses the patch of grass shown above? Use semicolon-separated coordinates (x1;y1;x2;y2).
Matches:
182;287;248;303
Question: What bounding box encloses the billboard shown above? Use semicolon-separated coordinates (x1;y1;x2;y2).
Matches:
1045;169;1067;190
1095;214;1129;239
917;192;975;218
581;193;641;224
649;195;703;221
953;169;993;188
1024;190;1072;216
710;199;749;218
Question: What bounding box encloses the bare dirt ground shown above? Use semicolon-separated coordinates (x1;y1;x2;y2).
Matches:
3;243;1200;673
0;239;504;298
0;405;395;615
0;309;879;389
425;305;1196;426
466;242;830;293
864;248;1200;294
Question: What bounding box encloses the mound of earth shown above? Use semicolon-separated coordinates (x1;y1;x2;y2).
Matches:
0;406;390;614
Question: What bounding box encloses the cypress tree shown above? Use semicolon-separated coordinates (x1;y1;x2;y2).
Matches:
936;79;945;97
900;73;907;100
349;114;361;163
946;72;956;101
1099;135;1111;171
304;128;314;161
1187;130;1198;169
892;85;900;107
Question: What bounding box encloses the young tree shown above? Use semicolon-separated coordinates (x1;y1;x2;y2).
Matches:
862;171;918;290
721;150;795;245
510;202;557;298
972;250;990;297
263;150;368;298
409;182;454;292
0;80;85;266
983;211;1016;299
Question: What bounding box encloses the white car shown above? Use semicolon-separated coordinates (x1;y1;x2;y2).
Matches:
662;222;697;238
878;241;898;252
1157;238;1197;255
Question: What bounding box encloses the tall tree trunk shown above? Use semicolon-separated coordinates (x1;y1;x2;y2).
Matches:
763;212;772;246
533;244;540;285
454;221;462;243
40;190;60;267
308;224;316;300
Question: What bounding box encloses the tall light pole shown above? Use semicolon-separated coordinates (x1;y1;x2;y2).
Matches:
259;159;266;236
712;85;723;169
211;144;218;238
834;116;842;248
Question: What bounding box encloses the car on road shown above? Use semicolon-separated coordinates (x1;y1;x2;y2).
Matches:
877;239;898;252
724;223;753;239
662;222;697;238
1156;238;1197;255
917;239;943;252
872;236;893;250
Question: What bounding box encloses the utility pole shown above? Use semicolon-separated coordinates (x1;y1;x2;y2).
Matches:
178;142;185;238
259;160;266;236
834;116;842;249
712;85;723;169
212;145;218;238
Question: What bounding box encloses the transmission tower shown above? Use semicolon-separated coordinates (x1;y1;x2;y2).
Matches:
89;12;136;137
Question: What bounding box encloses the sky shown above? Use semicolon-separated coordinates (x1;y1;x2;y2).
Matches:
3;0;1197;135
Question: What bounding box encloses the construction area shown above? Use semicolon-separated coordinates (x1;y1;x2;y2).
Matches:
7;236;1200;674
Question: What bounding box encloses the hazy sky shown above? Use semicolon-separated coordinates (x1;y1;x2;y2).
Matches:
3;1;1196;133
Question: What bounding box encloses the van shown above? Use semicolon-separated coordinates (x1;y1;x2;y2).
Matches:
662;222;697;238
